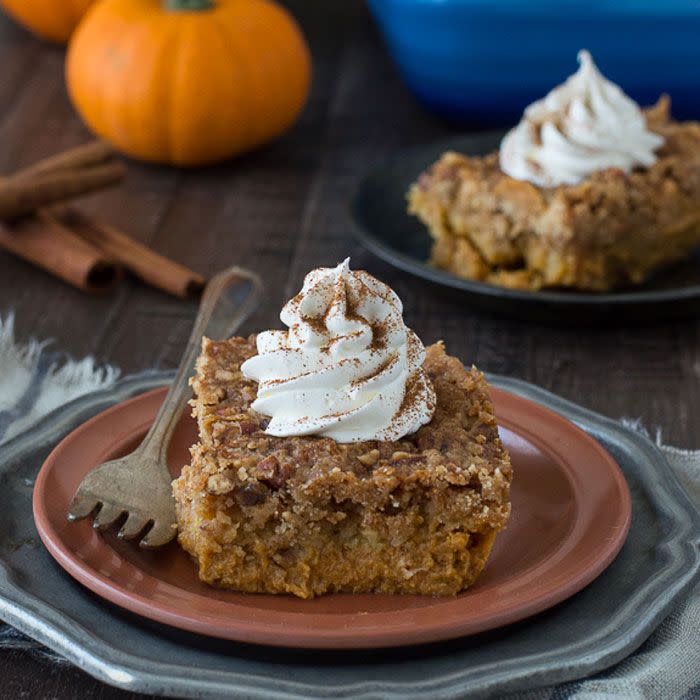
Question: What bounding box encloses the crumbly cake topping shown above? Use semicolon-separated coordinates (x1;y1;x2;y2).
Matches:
187;335;511;534
240;259;435;443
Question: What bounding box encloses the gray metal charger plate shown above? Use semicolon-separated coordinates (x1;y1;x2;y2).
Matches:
351;132;700;323
1;372;699;699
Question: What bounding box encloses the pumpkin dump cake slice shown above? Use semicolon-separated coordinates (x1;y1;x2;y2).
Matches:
172;260;511;598
408;51;700;292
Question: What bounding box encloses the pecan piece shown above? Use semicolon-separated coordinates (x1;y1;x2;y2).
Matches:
239;420;259;436
254;455;291;489
235;482;269;506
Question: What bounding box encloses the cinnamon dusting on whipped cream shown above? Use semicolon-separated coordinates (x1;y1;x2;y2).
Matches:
240;259;436;442
500;50;664;187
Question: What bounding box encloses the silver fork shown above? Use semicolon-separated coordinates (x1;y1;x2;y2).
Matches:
67;266;263;548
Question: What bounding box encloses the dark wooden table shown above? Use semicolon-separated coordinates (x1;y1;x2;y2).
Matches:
1;2;698;697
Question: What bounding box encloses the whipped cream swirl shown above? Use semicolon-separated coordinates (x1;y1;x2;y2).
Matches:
499;50;664;187
240;259;436;443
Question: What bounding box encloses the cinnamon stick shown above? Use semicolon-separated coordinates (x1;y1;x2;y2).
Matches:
0;149;122;294
54;208;205;298
0;141;203;298
0;162;125;220
13;141;116;180
0;211;122;294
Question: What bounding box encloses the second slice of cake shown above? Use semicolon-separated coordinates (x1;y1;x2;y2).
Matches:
408;52;700;292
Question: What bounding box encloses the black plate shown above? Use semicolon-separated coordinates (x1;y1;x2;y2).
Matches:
350;132;700;323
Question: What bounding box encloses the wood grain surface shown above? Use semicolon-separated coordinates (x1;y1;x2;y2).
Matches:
1;2;698;697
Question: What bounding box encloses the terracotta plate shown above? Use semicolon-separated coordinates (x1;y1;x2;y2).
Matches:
33;386;631;650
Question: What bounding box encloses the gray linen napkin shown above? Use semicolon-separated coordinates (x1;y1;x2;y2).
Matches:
508;433;700;700
0;313;698;699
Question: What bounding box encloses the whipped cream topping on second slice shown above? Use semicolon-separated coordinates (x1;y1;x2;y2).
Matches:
240;259;436;443
499;50;664;187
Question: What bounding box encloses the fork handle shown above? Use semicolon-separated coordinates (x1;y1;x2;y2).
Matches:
138;266;263;461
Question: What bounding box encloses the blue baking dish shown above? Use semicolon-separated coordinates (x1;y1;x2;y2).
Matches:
366;0;700;124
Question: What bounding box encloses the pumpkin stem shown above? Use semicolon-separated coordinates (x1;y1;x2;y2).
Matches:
165;0;215;10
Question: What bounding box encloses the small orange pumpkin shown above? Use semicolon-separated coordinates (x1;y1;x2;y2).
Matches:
66;0;312;167
0;0;95;44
